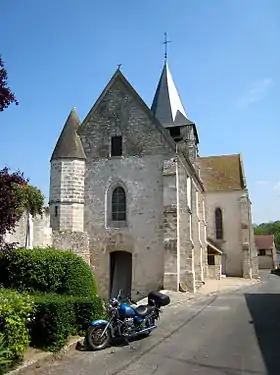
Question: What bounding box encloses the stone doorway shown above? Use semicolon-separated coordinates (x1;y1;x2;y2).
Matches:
110;251;132;299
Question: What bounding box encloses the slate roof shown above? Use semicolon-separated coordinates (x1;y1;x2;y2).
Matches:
151;62;194;128
255;234;275;250
198;154;245;192
51;107;86;161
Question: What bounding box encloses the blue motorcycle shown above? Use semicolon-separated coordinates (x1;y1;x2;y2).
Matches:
85;290;170;350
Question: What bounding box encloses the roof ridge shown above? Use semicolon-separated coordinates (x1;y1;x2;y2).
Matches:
199;153;240;159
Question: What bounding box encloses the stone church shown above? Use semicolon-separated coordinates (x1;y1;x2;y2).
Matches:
6;60;259;300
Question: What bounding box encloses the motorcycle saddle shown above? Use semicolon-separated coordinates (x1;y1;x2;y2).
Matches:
134;304;154;318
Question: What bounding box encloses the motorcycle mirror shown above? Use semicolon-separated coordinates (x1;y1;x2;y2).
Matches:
117;289;122;300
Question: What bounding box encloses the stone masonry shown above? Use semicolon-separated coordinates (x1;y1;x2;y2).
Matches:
5;60;258;299
49;159;85;232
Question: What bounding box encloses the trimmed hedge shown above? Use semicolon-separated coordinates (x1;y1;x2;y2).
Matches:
29;293;104;352
0;249;104;355
0;289;34;370
0;248;97;297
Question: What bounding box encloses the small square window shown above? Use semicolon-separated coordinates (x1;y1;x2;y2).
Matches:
259;249;266;256
111;136;122;157
169;126;182;141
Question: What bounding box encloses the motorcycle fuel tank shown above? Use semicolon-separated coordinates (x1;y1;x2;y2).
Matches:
118;303;136;318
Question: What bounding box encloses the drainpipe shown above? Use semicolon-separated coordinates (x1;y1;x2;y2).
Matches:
175;146;180;292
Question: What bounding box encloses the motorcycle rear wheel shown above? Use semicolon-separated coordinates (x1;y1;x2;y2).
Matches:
86;325;111;351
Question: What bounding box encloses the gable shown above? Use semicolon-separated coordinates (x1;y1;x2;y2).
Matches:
198;154;245;192
78;70;175;160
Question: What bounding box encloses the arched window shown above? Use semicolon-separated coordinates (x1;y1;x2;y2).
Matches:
215;207;223;240
112;187;126;221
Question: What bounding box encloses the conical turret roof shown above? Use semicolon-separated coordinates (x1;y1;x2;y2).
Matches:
51;107;86;161
151;62;194;128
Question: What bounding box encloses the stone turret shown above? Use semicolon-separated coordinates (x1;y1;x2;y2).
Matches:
49;107;86;232
151;61;199;163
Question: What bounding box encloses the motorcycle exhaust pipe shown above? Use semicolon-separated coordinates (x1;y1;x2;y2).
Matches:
138;325;157;334
123;325;158;338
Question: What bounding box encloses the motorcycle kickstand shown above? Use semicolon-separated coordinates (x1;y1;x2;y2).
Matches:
124;336;136;351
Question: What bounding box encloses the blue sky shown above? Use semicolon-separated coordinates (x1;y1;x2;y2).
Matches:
1;0;279;224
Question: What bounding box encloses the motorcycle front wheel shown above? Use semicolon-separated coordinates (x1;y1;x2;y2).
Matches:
85;325;111;351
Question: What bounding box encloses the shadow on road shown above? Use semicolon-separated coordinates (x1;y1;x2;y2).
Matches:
245;292;280;375
75;334;147;351
165;355;266;375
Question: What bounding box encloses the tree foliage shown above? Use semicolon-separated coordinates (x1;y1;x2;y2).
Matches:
0;168;44;245
0;56;18;112
254;221;280;250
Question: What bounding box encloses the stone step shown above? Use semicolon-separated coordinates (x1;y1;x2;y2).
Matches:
195;280;205;290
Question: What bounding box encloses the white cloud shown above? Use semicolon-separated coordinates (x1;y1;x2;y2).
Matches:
235;78;273;108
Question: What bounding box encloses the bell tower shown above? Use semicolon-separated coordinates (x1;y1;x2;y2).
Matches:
151;61;199;163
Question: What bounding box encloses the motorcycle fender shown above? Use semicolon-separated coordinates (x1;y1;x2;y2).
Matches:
89;319;114;337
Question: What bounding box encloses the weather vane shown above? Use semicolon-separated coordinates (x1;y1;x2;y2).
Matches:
162;32;171;61
117;64;122;70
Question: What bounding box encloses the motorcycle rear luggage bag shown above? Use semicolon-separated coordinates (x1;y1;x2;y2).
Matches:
148;291;170;307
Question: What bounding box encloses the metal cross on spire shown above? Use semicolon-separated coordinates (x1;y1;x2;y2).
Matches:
162;32;171;61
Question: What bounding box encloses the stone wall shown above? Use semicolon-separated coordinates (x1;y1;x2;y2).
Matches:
200;196;208;279
163;159;177;290
52;230;90;265
78;75;174;300
258;254;274;269
177;159;195;292
49;159;85;232
4;209;90;266
239;193;259;279
204;189;259;279
162;153;207;293
5;208;52;248
163;205;177;290
204;190;244;277
208;264;222;280
191;179;203;287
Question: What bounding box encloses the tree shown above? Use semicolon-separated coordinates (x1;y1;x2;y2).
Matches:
0;168;44;247
254;221;280;250
0;56;18;111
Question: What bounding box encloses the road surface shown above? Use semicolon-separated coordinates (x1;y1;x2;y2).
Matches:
20;271;280;375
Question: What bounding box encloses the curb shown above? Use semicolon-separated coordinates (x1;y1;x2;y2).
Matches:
7;336;83;375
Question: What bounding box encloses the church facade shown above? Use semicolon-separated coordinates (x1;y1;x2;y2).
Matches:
6;61;259;300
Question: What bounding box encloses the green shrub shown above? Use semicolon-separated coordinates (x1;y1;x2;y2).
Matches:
0;289;34;364
74;296;105;335
0;248;97;297
0;334;12;375
29;293;104;352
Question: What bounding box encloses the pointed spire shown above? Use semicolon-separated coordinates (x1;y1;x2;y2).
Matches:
51;107;86;161
151;62;193;128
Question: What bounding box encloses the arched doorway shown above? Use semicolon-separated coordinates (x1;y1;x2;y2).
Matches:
110;251;132;299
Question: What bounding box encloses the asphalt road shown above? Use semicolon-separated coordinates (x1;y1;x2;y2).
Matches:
20;271;280;375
